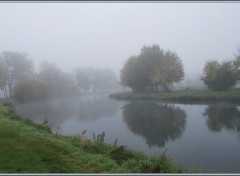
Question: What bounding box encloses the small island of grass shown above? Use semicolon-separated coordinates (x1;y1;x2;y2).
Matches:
110;88;240;104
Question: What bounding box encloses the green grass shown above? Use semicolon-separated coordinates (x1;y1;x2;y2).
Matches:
110;88;240;103
0;99;192;173
0;101;123;173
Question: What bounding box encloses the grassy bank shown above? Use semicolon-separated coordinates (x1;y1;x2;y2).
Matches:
110;89;240;103
0;100;191;173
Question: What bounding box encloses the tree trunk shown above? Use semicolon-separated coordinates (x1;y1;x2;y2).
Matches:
3;86;8;98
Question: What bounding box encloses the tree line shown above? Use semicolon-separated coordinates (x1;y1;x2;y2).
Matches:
121;44;240;92
1;44;240;102
0;51;118;102
201;48;240;91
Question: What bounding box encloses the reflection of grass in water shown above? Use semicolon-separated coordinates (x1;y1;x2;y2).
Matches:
0;101;198;173
15;96;119;126
122;101;186;147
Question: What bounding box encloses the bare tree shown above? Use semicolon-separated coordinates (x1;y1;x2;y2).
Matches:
0;51;34;97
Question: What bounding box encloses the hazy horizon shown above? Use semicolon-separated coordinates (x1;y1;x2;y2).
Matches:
1;2;240;80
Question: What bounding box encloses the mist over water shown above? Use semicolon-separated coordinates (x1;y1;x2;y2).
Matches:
15;94;240;172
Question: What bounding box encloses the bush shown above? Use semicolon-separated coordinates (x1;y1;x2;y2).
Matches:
13;78;48;103
201;61;237;91
107;145;135;164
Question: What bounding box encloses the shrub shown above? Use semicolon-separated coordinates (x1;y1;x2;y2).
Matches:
201;61;237;91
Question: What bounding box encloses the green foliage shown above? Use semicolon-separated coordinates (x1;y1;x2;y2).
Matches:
93;132;105;145
122;152;187;173
201;60;237;91
137;153;172;173
120;44;184;92
121;57;137;91
92;132;107;152
107;145;135;164
121;45;164;92
232;47;240;80
78;132;109;154
121;56;146;92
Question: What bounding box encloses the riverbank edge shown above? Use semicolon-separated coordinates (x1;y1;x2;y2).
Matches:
109;89;240;104
0;100;196;173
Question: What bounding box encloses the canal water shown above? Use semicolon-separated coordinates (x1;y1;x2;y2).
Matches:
15;93;240;172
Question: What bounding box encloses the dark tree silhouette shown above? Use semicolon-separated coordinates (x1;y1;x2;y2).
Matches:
201;60;237;91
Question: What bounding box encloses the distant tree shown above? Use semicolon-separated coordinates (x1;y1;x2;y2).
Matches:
201;60;237;91
121;44;165;92
0;61;8;97
75;68;91;93
93;68;118;90
120;56;145;92
151;62;167;91
233;47;240;80
201;60;219;90
0;51;34;97
152;50;184;91
13;78;48;103
13;61;78;103
164;51;184;91
39;62;78;97
139;45;165;91
120;44;184;92
75;67;118;92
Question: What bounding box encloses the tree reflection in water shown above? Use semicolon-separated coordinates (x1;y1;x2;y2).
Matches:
203;105;240;132
122;101;186;148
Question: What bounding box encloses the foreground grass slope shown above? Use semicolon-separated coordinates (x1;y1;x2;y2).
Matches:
110;88;240;103
0;100;189;173
0;101;123;173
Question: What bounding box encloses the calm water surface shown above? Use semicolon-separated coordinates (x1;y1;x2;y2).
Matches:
15;93;240;173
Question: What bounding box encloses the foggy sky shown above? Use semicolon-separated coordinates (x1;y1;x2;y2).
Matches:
1;2;240;79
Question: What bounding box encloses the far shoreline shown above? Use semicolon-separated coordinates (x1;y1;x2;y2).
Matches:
109;88;240;105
